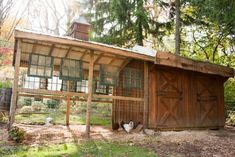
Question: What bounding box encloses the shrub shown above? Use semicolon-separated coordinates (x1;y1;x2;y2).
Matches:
18;97;32;106
59;103;66;114
0;112;8;123
8;126;26;143
24;98;32;106
46;99;60;108
224;78;235;111
20;106;33;115
77;102;87;113
31;101;46;112
227;111;235;126
0;80;12;89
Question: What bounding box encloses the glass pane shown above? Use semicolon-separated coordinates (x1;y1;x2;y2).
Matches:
37;67;45;76
69;69;76;78
63;60;69;67
62;69;69;76
45;68;52;77
45;57;51;66
31;54;38;64
38;56;45;66
75;71;81;78
29;65;37;75
70;60;76;67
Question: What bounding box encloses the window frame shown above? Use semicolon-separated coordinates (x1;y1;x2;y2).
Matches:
59;58;83;81
99;64;118;86
123;67;143;89
28;54;54;78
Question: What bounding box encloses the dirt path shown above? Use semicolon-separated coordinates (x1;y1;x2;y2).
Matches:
1;124;235;157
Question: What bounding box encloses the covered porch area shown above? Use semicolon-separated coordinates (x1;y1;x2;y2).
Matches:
9;28;155;136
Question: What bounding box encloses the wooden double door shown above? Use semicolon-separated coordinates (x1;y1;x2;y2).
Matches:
149;66;225;129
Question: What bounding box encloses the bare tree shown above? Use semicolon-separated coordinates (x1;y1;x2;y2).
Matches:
0;0;14;26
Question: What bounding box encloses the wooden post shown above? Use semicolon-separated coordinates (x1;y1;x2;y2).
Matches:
85;51;94;137
66;81;71;126
143;61;149;129
9;40;21;129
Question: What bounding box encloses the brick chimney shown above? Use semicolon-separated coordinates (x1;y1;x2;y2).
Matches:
69;16;91;40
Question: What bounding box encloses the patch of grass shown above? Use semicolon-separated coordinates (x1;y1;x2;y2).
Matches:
0;141;157;157
15;114;47;124
78;114;111;126
15;113;111;126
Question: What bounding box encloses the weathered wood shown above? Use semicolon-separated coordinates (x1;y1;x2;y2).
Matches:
117;58;132;74
64;47;72;58
48;44;55;56
18;93;113;103
15;29;155;62
112;60;145;128
18;88;88;97
155;52;234;77
85;51;95;137
149;64;227;130
143;61;149;129
66;81;71;126
18;88;143;102
94;52;104;63
93;94;144;102
9;40;21;129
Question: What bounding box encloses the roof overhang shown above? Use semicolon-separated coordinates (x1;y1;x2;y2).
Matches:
155;52;234;78
14;28;155;63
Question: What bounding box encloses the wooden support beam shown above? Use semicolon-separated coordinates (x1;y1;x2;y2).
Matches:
108;58;117;65
18;93;113;103
118;58;132;74
18;88;88;97
48;44;55;56
94;52;104;63
20;52;123;68
80;50;88;60
66;81;71;126
155;52;234;77
85;51;95;137
93;94;144;102
64;47;72;58
143;61;149;129
31;41;37;53
15;29;155;62
9;40;21;129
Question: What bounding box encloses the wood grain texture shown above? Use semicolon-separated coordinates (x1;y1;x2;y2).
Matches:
9;40;21;129
149;64;227;130
112;60;144;129
155;52;234;77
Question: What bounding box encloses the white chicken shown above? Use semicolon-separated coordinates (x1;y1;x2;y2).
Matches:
120;121;134;133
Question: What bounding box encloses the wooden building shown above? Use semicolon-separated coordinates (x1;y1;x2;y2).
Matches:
10;19;234;134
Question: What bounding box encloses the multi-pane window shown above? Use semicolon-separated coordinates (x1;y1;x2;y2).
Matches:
28;54;53;78
61;80;77;92
77;80;88;93
95;81;109;94
123;67;142;88
47;76;62;91
100;65;118;86
61;80;88;93
60;58;82;80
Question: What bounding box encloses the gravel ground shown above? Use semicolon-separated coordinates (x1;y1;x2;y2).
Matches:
1;123;235;157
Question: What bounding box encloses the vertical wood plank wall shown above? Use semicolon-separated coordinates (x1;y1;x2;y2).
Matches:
112;60;144;128
149;65;226;130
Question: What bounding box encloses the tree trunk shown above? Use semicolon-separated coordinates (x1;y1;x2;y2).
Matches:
175;0;180;55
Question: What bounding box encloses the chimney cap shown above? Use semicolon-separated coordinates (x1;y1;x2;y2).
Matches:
72;15;91;26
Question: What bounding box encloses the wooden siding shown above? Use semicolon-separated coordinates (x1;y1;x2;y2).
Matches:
149;65;226;130
112;60;144;129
